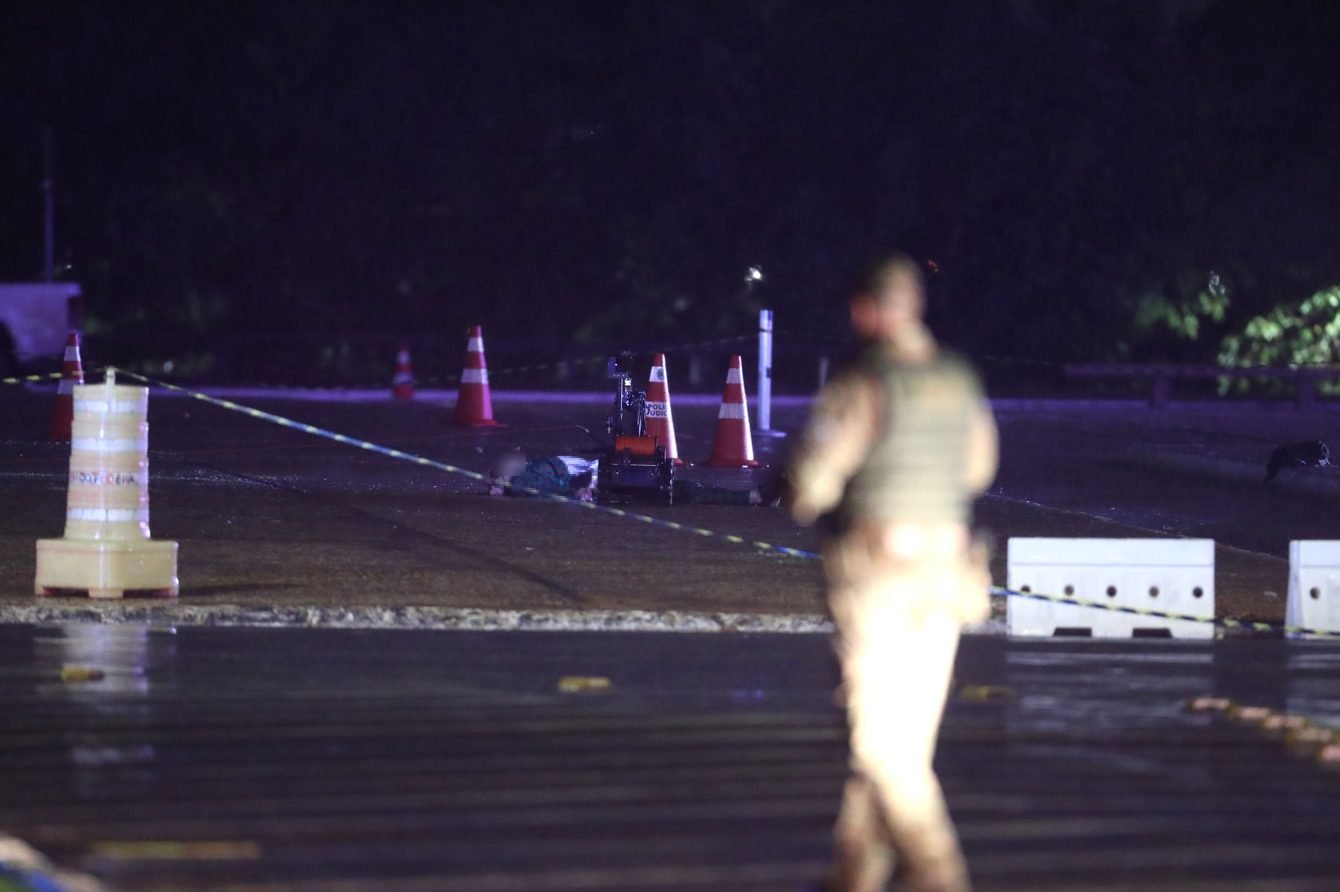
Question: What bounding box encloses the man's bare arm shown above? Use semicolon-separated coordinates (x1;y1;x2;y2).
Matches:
963;400;998;494
787;374;879;526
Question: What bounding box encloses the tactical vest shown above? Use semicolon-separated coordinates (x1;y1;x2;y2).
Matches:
839;345;983;527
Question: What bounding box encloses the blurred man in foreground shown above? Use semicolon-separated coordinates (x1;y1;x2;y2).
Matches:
788;255;998;892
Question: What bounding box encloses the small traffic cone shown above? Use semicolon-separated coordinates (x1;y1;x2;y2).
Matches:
708;354;761;468
454;325;500;427
391;346;415;400
644;353;680;463
49;331;84;441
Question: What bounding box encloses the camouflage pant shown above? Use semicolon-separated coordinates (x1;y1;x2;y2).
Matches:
823;523;988;892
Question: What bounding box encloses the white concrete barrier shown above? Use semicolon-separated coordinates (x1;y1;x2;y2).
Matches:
1007;538;1215;639
1286;541;1340;637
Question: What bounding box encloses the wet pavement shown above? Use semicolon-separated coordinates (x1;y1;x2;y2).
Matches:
5;382;1340;889
5;384;1340;624
2;623;1340;891
0;386;826;622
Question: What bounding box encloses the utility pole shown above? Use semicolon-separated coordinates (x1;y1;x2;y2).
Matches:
42;127;54;282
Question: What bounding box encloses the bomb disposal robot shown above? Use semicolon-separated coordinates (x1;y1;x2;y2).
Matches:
597;355;675;504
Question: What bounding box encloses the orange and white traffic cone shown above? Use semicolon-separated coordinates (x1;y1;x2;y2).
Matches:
644;353;680;464
49;331;84;441
453;325;500;427
391;346;415;400
708;354;761;468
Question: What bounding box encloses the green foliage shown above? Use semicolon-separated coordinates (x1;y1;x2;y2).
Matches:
1134;277;1230;342
1219;286;1340;368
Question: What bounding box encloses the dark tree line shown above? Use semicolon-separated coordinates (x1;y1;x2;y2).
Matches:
3;0;1340;369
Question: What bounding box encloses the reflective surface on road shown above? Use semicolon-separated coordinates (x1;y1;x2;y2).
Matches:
2;624;1339;890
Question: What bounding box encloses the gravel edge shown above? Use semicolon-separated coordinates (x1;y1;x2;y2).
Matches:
0;601;1010;635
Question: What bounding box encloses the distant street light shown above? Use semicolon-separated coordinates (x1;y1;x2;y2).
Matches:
745;266;764;284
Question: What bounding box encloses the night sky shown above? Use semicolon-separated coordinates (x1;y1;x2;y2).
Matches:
3;0;1340;367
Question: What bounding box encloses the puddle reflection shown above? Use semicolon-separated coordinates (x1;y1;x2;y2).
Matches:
34;624;178;792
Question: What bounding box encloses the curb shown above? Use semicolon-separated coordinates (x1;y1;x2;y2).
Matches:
0;603;835;634
0;602;1010;636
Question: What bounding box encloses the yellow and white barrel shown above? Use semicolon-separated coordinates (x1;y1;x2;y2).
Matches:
36;371;178;599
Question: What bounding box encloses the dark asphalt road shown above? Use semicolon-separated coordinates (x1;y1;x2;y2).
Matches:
0;387;828;618
3;624;1340;891
6;384;1340;621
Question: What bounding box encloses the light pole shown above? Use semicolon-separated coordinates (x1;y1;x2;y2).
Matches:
746;267;784;438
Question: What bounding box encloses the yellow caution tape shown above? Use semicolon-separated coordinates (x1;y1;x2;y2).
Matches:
109;367;818;560
104;366;1340;638
0;371;62;386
